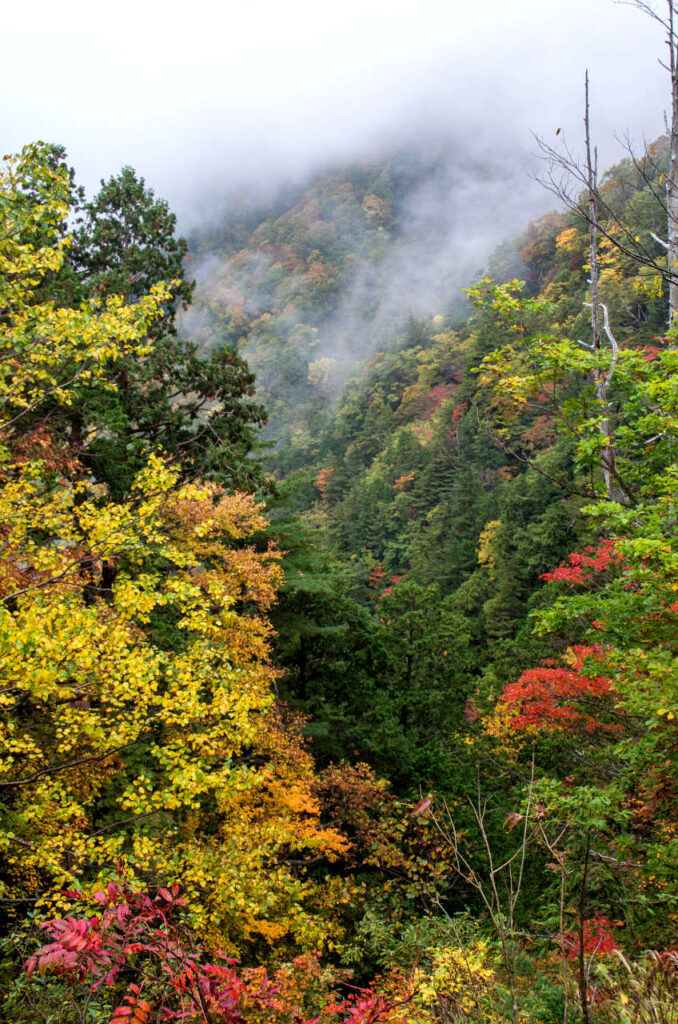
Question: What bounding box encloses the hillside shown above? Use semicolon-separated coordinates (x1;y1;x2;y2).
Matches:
3;128;678;1024
258;141;670;770
181;146;544;468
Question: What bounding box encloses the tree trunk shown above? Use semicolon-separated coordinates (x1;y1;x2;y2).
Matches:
584;73;627;504
577;833;592;1024
667;1;678;326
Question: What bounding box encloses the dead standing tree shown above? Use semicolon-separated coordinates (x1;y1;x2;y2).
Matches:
532;2;678;505
537;2;678;327
533;72;630;504
624;1;678;325
582;71;627;504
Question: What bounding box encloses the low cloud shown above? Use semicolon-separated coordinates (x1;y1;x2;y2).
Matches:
2;0;670;232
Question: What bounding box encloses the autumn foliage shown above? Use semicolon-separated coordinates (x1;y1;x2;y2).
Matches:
313;467;336;502
501;646;617;732
540;539;625;587
7;111;678;1024
0;144;348;957
25;882;255;1024
563;916;620;960
23;883;414;1024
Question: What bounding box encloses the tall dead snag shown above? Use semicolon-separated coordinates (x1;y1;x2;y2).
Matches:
585;71;602;360
668;0;678;323
535;74;629;503
537;2;678;329
583;72;626;504
624;1;678;324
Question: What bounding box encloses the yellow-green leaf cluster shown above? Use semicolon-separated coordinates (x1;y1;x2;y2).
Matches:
0;144;350;957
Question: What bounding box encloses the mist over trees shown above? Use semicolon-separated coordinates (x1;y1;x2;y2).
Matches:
3;3;678;1023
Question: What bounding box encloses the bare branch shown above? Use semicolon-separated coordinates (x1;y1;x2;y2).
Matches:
651;230;670;248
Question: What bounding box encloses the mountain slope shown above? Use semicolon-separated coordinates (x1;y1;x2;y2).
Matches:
182;145;547;466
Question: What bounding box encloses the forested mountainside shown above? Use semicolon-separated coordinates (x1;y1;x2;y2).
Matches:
181;147;533;467
2;123;678;1024
258;141;672;782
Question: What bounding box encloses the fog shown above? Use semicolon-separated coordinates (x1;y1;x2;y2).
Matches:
288;149;551;374
2;0;671;228
5;0;674;439
180;133;561;428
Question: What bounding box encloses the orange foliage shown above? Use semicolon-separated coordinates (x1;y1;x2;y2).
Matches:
368;562;386;589
238;711;351;865
313;467;335;502
521;414;557;451
10;424;82;473
312;763;403;870
394;471;415;492
306;260;331;287
243;954;347;1024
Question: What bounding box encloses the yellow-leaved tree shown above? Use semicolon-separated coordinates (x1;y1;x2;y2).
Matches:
0;144;349;955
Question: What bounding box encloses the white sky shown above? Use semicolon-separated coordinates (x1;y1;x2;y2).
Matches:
2;0;671;226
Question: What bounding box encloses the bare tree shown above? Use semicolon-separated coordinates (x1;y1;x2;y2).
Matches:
533;130;670;316
581;72;627;504
538;2;678;328
621;1;678;323
533;73;630;503
427;760;536;1024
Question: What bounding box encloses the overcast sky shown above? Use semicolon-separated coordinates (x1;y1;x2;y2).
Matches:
2;0;671;227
